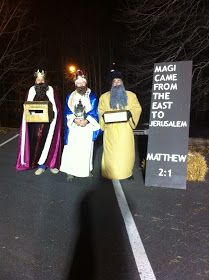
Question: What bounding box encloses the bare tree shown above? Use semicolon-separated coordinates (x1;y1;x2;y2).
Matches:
118;0;209;115
0;0;42;108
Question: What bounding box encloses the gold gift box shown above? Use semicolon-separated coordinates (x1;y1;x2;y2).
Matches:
103;110;128;123
23;101;53;123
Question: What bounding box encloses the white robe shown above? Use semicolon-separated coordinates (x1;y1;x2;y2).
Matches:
60;89;100;177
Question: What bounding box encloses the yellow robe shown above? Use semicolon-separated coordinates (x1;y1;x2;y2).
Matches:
98;91;142;179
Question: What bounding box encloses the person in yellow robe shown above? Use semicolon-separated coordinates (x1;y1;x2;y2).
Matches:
98;70;142;180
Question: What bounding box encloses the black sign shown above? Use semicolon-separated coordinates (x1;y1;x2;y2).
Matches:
145;61;192;189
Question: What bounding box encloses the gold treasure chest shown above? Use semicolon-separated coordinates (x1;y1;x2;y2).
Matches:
23;101;54;123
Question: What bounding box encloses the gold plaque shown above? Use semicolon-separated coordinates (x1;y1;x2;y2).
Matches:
23;101;53;123
103;110;128;123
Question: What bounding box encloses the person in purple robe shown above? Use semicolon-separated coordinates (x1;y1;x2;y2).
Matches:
16;70;62;175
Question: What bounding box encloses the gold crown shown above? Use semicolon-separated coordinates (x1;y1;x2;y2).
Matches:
34;69;46;79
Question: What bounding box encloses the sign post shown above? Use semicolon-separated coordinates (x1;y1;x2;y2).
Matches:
145;61;192;189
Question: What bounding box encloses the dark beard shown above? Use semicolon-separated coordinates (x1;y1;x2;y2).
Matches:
110;84;127;109
34;83;49;100
76;86;87;95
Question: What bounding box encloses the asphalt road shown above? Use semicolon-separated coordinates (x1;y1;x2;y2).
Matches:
0;131;209;280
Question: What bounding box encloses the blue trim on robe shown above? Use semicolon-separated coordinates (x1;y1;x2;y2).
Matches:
64;91;102;145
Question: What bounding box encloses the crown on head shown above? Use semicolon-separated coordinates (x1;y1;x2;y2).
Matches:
74;69;87;85
34;69;46;79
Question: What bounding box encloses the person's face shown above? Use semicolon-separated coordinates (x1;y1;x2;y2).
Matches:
76;80;87;88
112;78;122;87
35;77;45;84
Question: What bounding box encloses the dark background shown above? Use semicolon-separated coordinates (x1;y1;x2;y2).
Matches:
0;0;209;128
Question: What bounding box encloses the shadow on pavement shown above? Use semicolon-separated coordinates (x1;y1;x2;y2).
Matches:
67;181;131;280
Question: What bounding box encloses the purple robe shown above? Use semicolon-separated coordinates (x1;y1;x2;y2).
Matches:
16;87;62;171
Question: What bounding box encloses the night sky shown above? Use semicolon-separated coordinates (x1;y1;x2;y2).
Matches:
0;0;128;127
34;0;113;32
1;0;208;126
30;0;123;89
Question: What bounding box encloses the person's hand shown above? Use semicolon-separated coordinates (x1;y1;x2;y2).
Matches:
127;110;132;120
74;118;82;126
79;119;89;127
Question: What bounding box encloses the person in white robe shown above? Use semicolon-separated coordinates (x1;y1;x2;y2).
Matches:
60;70;101;180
